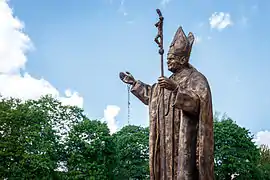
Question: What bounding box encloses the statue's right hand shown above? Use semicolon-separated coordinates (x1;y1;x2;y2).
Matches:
119;71;136;85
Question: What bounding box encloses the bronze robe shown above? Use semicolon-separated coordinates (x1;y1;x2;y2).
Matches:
131;66;214;180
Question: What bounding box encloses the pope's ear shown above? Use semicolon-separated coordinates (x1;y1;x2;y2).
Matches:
187;32;195;46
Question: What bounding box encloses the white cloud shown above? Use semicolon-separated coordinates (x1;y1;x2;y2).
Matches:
209;12;233;31
194;35;202;44
254;131;270;147
0;0;31;74
0;73;57;99
0;0;83;108
161;0;172;7
103;105;120;134
59;90;83;108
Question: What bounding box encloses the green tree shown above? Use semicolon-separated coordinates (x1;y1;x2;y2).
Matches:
0;95;84;179
65;119;115;180
214;113;261;180
259;144;270;164
258;144;270;179
113;125;149;180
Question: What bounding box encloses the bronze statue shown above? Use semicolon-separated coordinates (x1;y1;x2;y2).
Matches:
119;10;214;180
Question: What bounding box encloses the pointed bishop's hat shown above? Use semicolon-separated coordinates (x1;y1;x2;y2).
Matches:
168;26;195;58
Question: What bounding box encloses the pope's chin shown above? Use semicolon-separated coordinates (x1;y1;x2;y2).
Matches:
168;66;177;73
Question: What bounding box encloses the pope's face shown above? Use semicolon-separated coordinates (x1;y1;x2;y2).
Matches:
167;53;182;73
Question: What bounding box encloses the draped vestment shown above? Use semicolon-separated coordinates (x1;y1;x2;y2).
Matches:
131;66;214;180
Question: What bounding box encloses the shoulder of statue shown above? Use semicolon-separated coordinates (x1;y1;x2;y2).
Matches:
190;70;209;83
189;70;212;96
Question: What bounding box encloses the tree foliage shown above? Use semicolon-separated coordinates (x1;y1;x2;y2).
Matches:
65;119;115;180
258;145;270;179
1;95;270;179
214;114;261;180
0;95;84;179
113;125;149;180
260;144;270;164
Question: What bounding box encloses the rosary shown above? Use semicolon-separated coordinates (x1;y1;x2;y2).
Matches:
127;84;131;125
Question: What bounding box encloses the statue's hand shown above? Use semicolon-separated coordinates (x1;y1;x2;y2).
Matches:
158;76;177;91
119;71;136;85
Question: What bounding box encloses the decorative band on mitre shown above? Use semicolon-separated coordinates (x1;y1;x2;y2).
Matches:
168;26;195;57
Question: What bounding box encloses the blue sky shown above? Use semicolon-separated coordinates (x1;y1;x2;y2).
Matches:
6;0;270;136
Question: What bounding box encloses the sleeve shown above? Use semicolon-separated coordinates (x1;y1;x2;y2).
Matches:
130;80;152;105
172;83;200;116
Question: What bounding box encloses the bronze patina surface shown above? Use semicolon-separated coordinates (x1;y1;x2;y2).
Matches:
119;10;214;180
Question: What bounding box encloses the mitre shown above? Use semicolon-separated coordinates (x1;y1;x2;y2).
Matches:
168;26;195;58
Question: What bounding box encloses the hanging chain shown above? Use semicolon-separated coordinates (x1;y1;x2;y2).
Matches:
127;84;131;125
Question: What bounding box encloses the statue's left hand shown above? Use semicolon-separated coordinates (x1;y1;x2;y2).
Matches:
158;76;177;91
